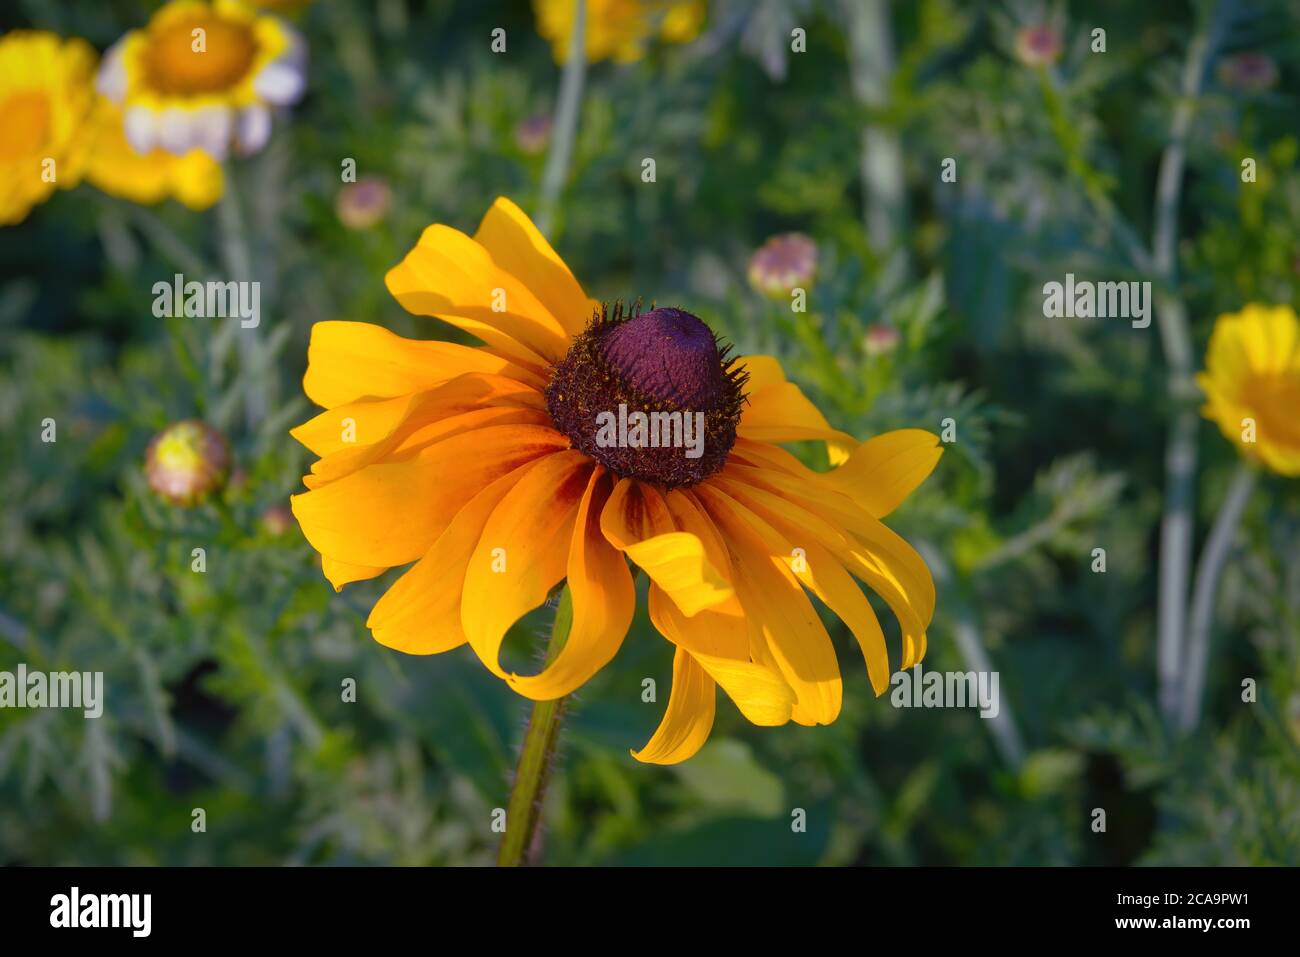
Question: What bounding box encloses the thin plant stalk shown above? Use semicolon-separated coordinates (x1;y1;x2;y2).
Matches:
536;0;587;238
216;163;265;432
1150;13;1223;727
496;5;588;867
1179;464;1256;734
497;588;574;867
845;0;908;291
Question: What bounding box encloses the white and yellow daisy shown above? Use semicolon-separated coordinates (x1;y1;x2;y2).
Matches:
96;0;306;161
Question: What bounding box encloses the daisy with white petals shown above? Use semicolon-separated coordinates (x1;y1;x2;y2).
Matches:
96;0;306;162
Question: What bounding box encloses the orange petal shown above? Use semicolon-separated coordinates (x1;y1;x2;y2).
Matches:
822;429;942;518
695;484;843;726
631;647;716;765
725;463;934;669
736;355;856;464
302;320;543;409
367;458;545;655
460;451;594;680
291;424;568;569
292;372;543;458
712;477;892;694
472;196;598;340
508;469;636;699
648;585;794;726
322;556;387;591
385;222;572;367
601;479;733;616
303;402;551;490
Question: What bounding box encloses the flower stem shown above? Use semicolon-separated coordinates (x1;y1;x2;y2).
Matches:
216;164;265;433
846;0;908;291
1151;8;1225;728
1178;464;1256;735
536;0;587;238
497;586;574;867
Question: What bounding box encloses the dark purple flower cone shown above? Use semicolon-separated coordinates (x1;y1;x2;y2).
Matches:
546;303;747;489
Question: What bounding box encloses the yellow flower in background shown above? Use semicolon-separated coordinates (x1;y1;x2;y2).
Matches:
290;197;942;764
83;98;223;210
0;31;96;226
1198;304;1300;475
534;0;705;64
96;0;306;161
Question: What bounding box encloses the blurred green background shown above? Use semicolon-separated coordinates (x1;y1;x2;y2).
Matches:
2;0;1299;865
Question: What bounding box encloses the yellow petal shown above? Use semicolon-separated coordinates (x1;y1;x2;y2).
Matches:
631;647;716;765
385;222;571;367
321;556;387;591
713;478;892;694
600;479;733;616
726;463;934;669
624;533;733;617
473;196;598;340
291;394;414;457
291;424;568;568
302;320;543;409
367;459;545;655
648;585;794;725
823;429;943;518
461;451;594;680
736;356;856;464
1199;304;1300;476
291;373;543;458
303;401;550;489
695;484;843;725
508;469;636;699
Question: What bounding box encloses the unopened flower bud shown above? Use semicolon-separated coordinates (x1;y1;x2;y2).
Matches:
337;176;392;230
1015;24;1062;68
145;420;230;505
748;233;817;299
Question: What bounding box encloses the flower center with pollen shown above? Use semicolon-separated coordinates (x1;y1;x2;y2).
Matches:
144;15;258;95
0;92;51;162
546;304;747;489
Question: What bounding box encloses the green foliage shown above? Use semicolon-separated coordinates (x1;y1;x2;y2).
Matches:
2;0;1298;866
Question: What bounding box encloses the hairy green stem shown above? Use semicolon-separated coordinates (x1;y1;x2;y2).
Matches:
536;0;587;238
1179;464;1256;734
497;587;574;867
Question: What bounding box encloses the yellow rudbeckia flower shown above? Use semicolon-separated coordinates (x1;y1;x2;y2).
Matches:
83;98;224;210
0;31;96;226
534;0;705;64
96;0;306;161
1197;303;1300;476
290;198;942;765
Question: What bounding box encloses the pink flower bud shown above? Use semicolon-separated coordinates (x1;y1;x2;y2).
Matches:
748;233;817;299
336;176;392;231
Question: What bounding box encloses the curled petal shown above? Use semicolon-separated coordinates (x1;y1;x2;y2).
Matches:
632;648;716;765
508;469;636;700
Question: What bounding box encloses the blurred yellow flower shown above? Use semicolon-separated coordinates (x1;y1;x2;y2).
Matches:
1197;303;1300;475
0;31;96;226
290;197;942;764
83;98;223;210
96;0;306;161
534;0;705;64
